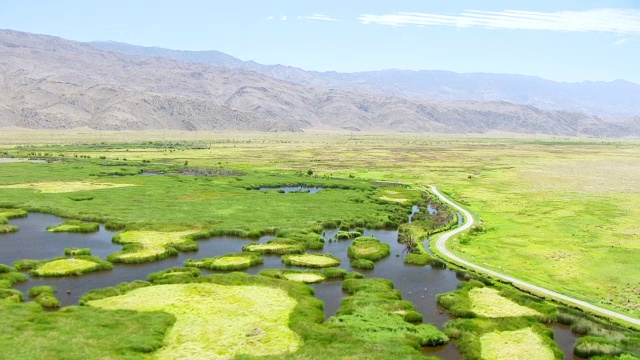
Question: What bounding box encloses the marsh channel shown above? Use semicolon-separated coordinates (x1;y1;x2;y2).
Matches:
1;212;582;359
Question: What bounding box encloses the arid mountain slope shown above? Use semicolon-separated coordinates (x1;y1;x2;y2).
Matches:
0;29;636;136
89;41;640;118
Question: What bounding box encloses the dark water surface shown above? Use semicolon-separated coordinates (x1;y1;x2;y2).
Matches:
1;213;582;359
258;186;323;194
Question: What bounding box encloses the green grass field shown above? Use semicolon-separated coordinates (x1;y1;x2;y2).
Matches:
1;130;640;358
88;282;301;359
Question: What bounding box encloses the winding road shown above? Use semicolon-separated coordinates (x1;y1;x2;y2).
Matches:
428;185;640;327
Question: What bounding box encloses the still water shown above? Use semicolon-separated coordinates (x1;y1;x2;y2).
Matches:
1;213;581;359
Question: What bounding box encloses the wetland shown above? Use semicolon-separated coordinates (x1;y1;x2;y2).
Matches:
1;133;639;359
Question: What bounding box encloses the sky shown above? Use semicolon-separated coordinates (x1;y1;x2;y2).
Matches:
1;0;639;83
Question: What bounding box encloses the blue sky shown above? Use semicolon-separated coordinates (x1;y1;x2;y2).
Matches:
1;0;639;83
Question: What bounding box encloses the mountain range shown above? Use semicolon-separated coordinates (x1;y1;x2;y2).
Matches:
89;40;640;119
0;29;638;136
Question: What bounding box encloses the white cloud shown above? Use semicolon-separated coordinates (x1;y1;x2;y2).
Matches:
280;15;288;21
613;37;629;45
297;14;339;22
359;8;640;35
266;16;274;21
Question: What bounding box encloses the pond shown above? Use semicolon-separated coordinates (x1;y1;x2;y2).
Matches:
0;213;581;359
258;186;324;194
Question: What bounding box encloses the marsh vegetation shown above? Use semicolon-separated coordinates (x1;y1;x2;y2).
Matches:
1;134;639;359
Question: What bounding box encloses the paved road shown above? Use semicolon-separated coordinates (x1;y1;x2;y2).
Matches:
429;185;640;327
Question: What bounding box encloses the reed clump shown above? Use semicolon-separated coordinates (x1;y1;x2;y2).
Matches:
64;248;91;256
351;259;375;270
28;285;60;308
147;267;201;284
332;278;449;349
335;230;362;240
347;236;391;262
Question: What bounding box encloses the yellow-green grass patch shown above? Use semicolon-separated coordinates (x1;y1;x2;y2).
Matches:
243;242;305;254
0;181;135;193
87;283;300;359
0;208;27;221
260;268;353;283
347;236;391;262
31;257;112;277
47;220;99;233
470;287;542;318
480;327;555;360
282;253;340;268
378;196;408;203
283;273;326;283
108;230;198;263
185;252;263;271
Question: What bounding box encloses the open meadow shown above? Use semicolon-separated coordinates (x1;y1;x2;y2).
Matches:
1;129;639;359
